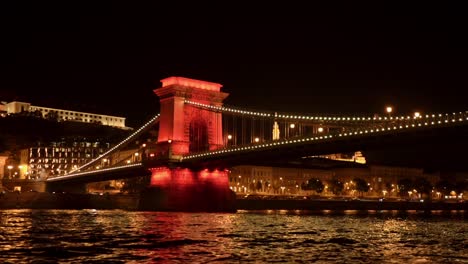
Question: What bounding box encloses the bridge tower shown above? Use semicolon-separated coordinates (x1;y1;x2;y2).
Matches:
145;77;235;212
154;76;229;160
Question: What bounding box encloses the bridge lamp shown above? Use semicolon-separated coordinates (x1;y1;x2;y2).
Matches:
386;106;393;114
414;112;421;118
134;153;139;157
142;143;146;148
227;134;232;140
290;123;295;129
254;137;260;143
126;160;131;164
317;127;324;133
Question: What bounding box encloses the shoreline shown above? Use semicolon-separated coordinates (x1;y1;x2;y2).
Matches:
1;192;466;211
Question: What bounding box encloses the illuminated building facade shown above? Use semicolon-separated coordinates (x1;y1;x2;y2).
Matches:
1;101;127;128
229;164;444;198
27;140;111;179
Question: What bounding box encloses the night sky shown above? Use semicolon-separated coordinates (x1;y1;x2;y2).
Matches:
1;3;466;127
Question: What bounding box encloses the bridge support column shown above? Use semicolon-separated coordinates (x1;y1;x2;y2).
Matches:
153;77;229;160
139;167;236;212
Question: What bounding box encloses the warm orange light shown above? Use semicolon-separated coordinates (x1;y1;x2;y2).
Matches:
290;124;295;129
254;137;260;143
318;127;324;133
414;112;421;118
386;106;393;114
227;134;232;140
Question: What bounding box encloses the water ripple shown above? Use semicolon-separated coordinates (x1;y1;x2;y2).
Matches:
0;209;466;263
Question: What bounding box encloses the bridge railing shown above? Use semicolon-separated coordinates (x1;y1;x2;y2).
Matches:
181;111;468;161
185;100;468;124
67;113;160;174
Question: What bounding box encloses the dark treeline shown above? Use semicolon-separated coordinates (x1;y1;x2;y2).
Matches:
0;114;129;152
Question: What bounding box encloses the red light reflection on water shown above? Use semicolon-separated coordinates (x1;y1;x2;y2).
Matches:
149;167;228;188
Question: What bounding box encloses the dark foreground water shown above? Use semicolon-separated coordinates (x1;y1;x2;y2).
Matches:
0;210;466;263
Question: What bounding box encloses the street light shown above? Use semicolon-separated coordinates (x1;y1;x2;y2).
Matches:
317;127;324;133
414;112;421;118
7;165;13;178
386;106;393;114
227;134;232;140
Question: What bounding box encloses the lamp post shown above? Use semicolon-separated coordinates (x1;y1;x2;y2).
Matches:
7;165;13;179
386;106;393;118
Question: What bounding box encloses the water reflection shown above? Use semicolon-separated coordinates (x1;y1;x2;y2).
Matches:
0;209;466;263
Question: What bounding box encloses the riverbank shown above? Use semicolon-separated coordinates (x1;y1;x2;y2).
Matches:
0;192;466;211
0;192;139;210
235;198;467;211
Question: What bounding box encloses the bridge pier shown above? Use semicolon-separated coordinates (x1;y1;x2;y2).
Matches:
139;167;236;212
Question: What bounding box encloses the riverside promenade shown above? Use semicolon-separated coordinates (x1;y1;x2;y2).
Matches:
1;192;466;211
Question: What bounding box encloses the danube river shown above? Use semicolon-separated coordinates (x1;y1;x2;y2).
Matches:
0;210;466;263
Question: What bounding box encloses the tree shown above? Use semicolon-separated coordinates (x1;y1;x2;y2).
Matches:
45;111;59;121
397;178;413;197
307;178;324;194
385;182;393;191
435;180;453;196
413;177;432;197
256;181;263;192
354;178;369;197
329;178;344;195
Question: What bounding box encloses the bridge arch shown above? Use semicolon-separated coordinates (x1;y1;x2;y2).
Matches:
153;76;229;159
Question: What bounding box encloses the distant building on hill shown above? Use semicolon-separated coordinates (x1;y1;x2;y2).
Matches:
0;101;127;129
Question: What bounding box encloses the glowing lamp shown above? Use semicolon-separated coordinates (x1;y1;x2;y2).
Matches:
386;106;393;114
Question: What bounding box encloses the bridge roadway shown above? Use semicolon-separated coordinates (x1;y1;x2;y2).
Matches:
181;117;468;169
46;117;468;186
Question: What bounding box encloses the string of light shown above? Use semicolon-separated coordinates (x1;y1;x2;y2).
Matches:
182;112;468;161
185;100;467;122
48;163;143;181
68;114;160;174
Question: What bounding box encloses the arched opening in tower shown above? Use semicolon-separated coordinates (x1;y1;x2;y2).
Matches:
189;118;209;152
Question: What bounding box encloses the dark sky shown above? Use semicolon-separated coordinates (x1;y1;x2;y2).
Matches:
1;3;466;127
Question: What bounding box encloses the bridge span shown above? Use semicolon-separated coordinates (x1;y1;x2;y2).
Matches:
43;76;468;211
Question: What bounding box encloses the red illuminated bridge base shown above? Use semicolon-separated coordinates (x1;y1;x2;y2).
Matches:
138;167;236;212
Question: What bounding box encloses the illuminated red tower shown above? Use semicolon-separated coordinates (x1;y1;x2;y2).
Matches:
154;76;229;159
145;77;235;212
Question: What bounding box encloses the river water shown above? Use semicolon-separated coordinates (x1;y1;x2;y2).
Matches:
0;209;466;263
